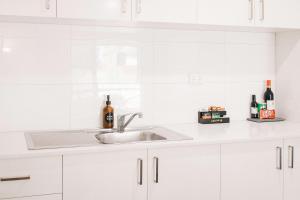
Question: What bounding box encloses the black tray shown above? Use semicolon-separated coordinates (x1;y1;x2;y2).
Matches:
199;117;230;124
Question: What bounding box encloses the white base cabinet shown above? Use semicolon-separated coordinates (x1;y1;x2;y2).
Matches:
148;145;220;200
63;150;148;200
221;140;284;200
63;145;220;200
0;156;62;199
2;137;300;200
284;138;300;200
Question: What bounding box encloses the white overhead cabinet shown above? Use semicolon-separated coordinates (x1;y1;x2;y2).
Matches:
57;0;131;21
197;0;254;26
63;150;148;200
148;145;220;200
132;0;198;24
221;140;284;200
284;138;300;200
255;0;300;29
0;0;56;17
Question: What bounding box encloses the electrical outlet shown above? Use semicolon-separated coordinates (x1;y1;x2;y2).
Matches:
189;74;203;84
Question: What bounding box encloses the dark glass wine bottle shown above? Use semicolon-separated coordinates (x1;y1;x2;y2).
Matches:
264;80;275;110
250;95;258;118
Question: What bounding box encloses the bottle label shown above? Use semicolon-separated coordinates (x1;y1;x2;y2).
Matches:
251;107;258;114
267;100;275;110
105;112;114;124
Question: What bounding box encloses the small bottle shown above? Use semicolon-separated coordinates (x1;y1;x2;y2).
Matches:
264;80;275;110
103;95;114;129
250;95;259;119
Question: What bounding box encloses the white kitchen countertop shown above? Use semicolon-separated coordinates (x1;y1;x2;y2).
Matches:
1;120;300;159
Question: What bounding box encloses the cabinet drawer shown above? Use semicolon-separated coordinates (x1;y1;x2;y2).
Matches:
0;156;62;199
4;194;62;200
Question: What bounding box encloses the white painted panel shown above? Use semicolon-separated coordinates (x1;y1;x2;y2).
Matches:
255;0;300;29
58;0;131;21
0;0;56;17
221;140;283;200
133;0;197;24
63;150;147;200
0;156;62;199
148;145;220;200
284;138;300;200
198;0;254;26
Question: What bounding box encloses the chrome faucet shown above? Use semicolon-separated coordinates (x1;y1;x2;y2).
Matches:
117;112;143;132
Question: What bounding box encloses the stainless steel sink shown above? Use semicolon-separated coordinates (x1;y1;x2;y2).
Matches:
95;127;192;144
25;127;192;150
25;129;102;150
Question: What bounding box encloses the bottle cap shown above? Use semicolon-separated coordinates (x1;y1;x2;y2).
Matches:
106;95;111;105
266;80;271;87
252;95;256;101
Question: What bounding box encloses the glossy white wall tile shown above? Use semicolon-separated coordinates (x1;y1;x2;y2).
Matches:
0;85;71;131
0;22;276;132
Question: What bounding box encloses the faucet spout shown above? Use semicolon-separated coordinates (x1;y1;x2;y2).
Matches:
117;112;143;132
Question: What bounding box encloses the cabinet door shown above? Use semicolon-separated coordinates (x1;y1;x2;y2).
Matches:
133;0;197;24
284;138;300;200
7;194;62;200
221;140;283;200
198;0;254;26
0;0;56;17
255;0;300;28
63;150;147;200
148;145;220;200
57;0;131;21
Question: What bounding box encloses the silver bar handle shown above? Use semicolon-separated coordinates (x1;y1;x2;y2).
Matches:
137;159;143;185
288;146;294;169
259;0;265;21
121;0;127;14
45;0;50;10
276;147;282;170
153;157;159;183
248;0;254;20
1;176;30;182
136;0;142;14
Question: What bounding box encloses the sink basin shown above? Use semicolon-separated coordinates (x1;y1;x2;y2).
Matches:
25;129;103;150
95;127;192;144
25;127;192;150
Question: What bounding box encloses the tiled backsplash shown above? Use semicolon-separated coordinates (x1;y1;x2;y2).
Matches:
0;23;275;132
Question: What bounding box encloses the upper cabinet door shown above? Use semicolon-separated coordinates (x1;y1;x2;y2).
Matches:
284;138;300;200
0;0;56;17
133;0;198;24
63;150;147;200
148;145;220;200
57;0;131;21
221;140;284;200
198;0;254;26
255;0;300;28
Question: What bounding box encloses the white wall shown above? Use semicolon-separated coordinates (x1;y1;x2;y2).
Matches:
276;31;300;122
0;22;275;132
